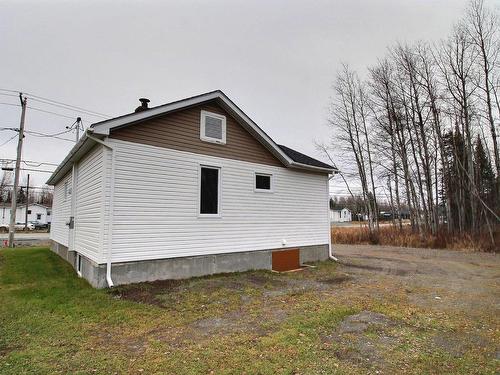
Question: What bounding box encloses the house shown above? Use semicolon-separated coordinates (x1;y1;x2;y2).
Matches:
47;90;336;288
330;207;352;223
0;203;52;225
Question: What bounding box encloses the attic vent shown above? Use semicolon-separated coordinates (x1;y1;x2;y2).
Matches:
200;110;226;144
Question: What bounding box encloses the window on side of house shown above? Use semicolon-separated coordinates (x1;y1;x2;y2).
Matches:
200;110;226;144
76;254;82;276
200;166;220;216
27;210;32;214
36;213;42;220
64;181;70;201
255;173;272;192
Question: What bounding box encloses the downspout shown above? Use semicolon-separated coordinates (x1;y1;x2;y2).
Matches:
327;173;339;262
86;130;115;287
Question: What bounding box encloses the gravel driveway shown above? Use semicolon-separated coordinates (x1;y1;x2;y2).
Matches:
333;244;499;314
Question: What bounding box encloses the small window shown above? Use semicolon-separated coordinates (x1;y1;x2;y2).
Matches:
36;213;42;220
200;110;226;144
200;166;220;215
64;181;71;200
255;173;272;192
76;254;82;276
47;210;51;216
27;210;32;214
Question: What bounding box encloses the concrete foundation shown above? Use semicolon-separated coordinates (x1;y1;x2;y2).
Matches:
50;241;329;288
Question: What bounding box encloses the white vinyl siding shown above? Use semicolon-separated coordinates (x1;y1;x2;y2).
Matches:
50;171;72;247
107;139;328;263
74;145;104;261
50;145;105;263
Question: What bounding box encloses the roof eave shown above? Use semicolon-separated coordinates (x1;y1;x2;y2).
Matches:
289;162;337;174
46;130;105;185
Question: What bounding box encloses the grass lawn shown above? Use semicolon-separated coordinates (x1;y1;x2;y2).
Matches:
0;247;498;374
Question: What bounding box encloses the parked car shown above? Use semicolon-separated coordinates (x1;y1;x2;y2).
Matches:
29;221;49;230
0;223;34;232
16;222;35;231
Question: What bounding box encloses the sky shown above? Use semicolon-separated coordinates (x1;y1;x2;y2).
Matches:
1;0;498;197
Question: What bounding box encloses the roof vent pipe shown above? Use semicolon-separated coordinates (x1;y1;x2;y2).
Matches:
135;98;150;112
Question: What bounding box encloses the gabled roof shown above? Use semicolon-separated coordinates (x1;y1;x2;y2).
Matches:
47;90;336;185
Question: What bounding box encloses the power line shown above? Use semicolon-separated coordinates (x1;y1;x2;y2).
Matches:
0;88;110;119
26;96;109;119
25;125;74;138
0;93;18;98
2;184;54;190
0;102;21;108
0;134;18;147
0;159;59;167
24;130;75;143
19;168;55;173
27;106;78;120
0;89;20;94
2;100;96;122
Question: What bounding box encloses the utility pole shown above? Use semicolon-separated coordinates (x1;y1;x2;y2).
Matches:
24;174;30;230
8;94;27;248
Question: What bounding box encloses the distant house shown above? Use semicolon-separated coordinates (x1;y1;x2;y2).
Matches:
0;203;52;225
47;90;337;288
330;207;352;223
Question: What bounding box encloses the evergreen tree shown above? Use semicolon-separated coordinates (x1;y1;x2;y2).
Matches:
474;135;496;213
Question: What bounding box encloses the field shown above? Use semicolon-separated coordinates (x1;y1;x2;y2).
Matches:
0;246;499;374
332;225;500;252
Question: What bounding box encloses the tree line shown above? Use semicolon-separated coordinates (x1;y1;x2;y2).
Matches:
0;172;53;207
321;0;499;246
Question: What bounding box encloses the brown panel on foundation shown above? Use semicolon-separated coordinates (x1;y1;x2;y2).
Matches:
109;102;283;167
272;249;300;272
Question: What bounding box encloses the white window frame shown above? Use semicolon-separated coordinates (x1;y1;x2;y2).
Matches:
76;253;82;277
200;110;227;145
254;172;273;193
64;181;68;201
198;164;222;218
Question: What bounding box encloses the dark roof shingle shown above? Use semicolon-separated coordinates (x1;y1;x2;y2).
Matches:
278;144;335;170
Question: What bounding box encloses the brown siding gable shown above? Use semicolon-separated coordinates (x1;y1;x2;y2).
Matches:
109;101;283;167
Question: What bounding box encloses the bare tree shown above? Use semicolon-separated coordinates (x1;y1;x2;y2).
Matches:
325;0;499;247
465;0;500;193
328;64;378;232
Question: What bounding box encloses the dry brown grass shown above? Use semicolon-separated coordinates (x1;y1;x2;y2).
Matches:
331;225;499;252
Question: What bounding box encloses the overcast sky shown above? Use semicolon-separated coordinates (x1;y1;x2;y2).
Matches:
1;0;498;195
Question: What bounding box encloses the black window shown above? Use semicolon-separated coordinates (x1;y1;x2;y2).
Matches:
200;167;219;214
255;174;271;190
27;210;32;214
77;254;82;274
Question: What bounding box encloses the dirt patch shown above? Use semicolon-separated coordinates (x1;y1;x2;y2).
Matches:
339;261;410;276
92;330;150;355
319;273;352;285
109;279;184;307
0;344;20;358
432;331;494;358
337;310;394;334
324;311;400;370
182;305;290;343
